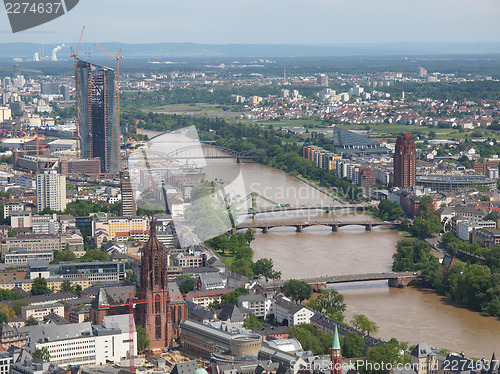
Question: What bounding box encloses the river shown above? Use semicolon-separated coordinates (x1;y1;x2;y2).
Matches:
203;158;500;358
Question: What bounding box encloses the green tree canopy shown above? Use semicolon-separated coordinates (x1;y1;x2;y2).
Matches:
33;347;50;362
25;315;38;326
362;339;409;374
179;279;196;294
253;258;282;282
136;325;150;352
306;289;346;322
342;332;365;358
283;279;313;303
31;277;51;296
351;314;378;336
243;313;264;330
411;195;442;239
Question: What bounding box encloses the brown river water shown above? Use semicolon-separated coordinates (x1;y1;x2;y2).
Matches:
201;154;500;357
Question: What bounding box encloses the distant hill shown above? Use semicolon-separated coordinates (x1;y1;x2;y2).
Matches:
2;42;500;60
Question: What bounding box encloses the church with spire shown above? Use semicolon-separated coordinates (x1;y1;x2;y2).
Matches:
136;215;187;349
331;325;342;374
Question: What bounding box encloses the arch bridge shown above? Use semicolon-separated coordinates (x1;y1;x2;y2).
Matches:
266;271;422;289
233;220;400;233
165;144;266;163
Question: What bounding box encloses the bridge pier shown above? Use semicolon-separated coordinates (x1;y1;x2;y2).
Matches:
262;227;268;234
365;223;372;231
312;282;327;292
331;223;339;232
296;225;303;233
236;157;241;164
388;276;419;288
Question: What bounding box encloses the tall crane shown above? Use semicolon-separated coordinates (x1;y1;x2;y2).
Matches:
94;43;123;171
70;26;85;158
99;289;224;372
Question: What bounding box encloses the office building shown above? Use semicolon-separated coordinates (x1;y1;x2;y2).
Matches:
393;133;416;188
317;74;328;86
120;172;136;216
76;59;120;174
36;171;66;213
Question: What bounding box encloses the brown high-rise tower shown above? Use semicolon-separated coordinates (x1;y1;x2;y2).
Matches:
394;133;416;188
137;216;186;349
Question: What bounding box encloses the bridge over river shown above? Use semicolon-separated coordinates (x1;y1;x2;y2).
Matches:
233;220;400;233
265;271;423;289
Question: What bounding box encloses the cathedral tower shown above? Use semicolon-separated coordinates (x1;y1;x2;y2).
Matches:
137;216;174;348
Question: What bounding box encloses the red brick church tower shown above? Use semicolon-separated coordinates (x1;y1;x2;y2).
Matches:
136;216;178;349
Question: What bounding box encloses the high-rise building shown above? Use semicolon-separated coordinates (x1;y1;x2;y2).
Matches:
76;59;120;174
317;74;328;86
418;67;428;77
394;133;416;188
36;171;67;213
136;217;187;349
120;172;136;216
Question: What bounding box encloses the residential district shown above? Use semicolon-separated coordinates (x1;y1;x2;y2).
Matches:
0;57;498;374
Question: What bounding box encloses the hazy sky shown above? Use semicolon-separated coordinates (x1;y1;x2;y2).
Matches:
2;0;500;45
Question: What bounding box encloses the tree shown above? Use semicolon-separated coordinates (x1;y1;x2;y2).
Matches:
283;279;313;303
7;229;17;237
392;238;439;272
0;312;7;324
179;279;196;294
243;313;264;329
342;332;365;358
452;264;492;311
244;228;255;244
309;289;346;321
483;212;497;222
12;301;29;316
362;338;409;374
25;315;38;326
351;314;378;336
60;280;74;293
253;258;281;282
126;271;137;283
220;287;248;306
52;250;77;264
74;284;82;297
31;277;51;296
136;325;150;352
288;323;333;355
377;199;404;221
410;196;442;239
231;258;254;278
79;248;108;262
33;347;50;362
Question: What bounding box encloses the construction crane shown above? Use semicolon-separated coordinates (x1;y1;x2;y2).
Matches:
70;26;85;158
99;288;225;372
94;43;123;171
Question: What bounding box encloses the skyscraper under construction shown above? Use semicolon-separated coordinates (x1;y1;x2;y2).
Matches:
76;59;120;174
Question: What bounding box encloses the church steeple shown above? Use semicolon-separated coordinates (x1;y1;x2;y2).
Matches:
331;325;342;374
139;215;168;290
